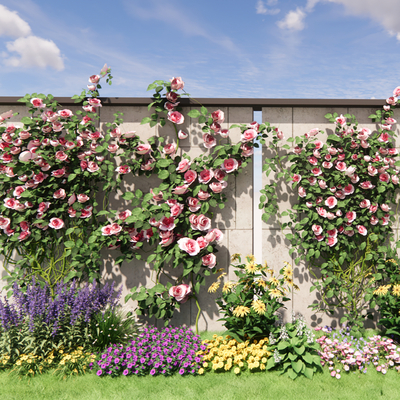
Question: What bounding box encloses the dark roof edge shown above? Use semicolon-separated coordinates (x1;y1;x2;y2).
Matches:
0;96;387;108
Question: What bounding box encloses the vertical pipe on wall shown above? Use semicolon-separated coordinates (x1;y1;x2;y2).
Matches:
252;110;263;262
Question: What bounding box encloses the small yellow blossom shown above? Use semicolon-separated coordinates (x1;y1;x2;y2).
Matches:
245;261;258;274
392;284;400;297
284;277;294;287
256;278;267;288
252;299;266;315
232;306;250;317
283;263;293;278
268;277;280;286
269;289;283;298
222;282;234;293
208;282;220;293
231;253;241;262
374;285;391;296
234;367;240;374
260;363;266;370
198;368;204;375
217;272;227;280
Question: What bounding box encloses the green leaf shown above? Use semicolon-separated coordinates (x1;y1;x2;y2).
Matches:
141;117;152;125
158;170;169;180
63;241;75;248
187;109;201;118
303;367;314;379
294;345;305;355
291;359;304;374
277;341;289;351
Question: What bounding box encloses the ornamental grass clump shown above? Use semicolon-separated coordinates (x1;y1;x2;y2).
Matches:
92;325;204;377
316;327;400;378
197;334;271;375
214;255;295;341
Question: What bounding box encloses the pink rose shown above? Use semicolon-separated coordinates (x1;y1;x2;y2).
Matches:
87;162;100;173
308;156;318;166
202;253;217;268
184;170;197;184
169;284;191;303
172;184;189;195
198;189;210;200
319;180;327;190
209;181;228;193
118;210;132;221
30;98;44;108
187;197;201;212
53;189;66;199
327;236;338;247
316;207;327;218
335;115;346;125
275;128;284;140
322;162;333;169
115;165;131;174
292;174;301;183
298;186;306;198
357;225;367;236
197;214;211;231
88;98;102;107
20;222;29;231
360;199;371;209
343;184;354;195
203;133;216;149
58;109;73;118
49;218;64;229
199;169;213;184
241;143;254;157
178;130;188;139
370;216;379;225
163;143;177;155
221;158;238;173
170;77;184;90
89;74;100;84
178;238;200;256
378;132;390;143
167;111;184;125
312;167;322;176
346;211;356;223
386;96;398;105
381;204;390;212
77;194;90;203
214;169;226;182
208;228;223;242
166;91;179;102
335;162;346;172
369;204;378;213
18;231;31;241
325;196;337;209
379;173;390;183
141;159;155;171
211;110;225;124
108;144;119;153
197;236;208;249
0;217;10;229
176;159;191;173
241;129;257;142
359;181;375;189
312;225;323;235
170;203;184;217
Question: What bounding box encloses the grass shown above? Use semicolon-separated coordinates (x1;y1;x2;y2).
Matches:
0;331;399;400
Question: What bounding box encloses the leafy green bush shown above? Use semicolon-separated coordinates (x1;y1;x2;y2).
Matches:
266;314;322;380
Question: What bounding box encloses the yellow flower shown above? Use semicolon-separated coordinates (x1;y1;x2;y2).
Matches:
217;272;227;280
60;360;65;365
256;279;267;288
392;284;400;297
269;289;283;298
222;282;234;294
232;306;250;318
245;261;258;274
234;367;240;374
208;282;220;293
231;253;241;262
198;368;204;375
238;361;244;367
252;299;266;315
261;357;267;363
203;362;208;368
260;363;266;370
284;277;294;287
373;285;391;296
283;263;293;278
268;277;280;286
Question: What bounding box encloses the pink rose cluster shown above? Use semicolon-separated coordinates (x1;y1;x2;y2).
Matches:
165;77;185;127
293;115;399;248
0;66;137;241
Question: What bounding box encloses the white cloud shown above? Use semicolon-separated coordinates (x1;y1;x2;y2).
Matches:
277;8;306;31
0;4;31;37
4;36;64;70
256;0;280;15
326;0;400;41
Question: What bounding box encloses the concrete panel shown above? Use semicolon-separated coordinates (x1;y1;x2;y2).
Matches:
99;106;157;142
293;107;348;143
227;107;253;143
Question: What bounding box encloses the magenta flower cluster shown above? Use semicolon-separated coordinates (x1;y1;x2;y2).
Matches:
0;279;120;334
92;325;205;377
316;327;400;378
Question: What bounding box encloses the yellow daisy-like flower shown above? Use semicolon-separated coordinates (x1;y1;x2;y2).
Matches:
269;289;283;298
245;262;258;274
217;272;227;280
208;282;220;293
268;277;280;286
232;306;251;318
222;282;234;294
392;284;400;297
198;368;204;375
234;367;240;374
260;363;266;370
252;299;266;315
231;253;241;262
247;255;256;262
284;277;294;287
283;263;293;278
256;278;267;288
373;285;391;296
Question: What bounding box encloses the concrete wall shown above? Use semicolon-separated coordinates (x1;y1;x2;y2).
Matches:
1;99;399;331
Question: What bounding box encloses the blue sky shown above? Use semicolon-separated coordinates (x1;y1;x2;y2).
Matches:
0;0;400;99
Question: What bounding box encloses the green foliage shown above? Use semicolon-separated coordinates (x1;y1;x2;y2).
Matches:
266;314;322;380
214;255;293;341
88;307;140;351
